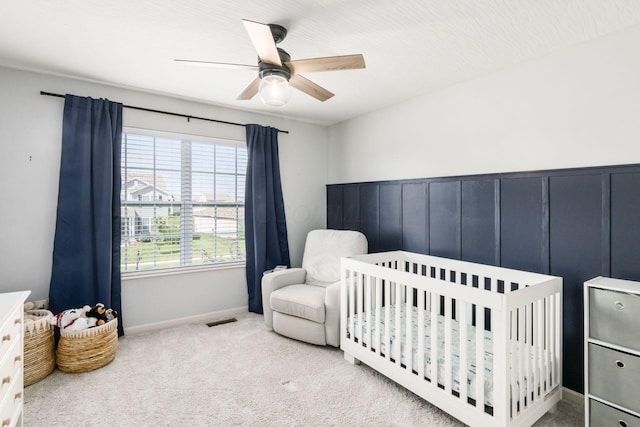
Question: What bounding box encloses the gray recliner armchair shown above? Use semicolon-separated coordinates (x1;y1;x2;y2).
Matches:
261;229;368;347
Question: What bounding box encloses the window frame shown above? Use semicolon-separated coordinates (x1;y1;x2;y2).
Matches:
120;127;247;276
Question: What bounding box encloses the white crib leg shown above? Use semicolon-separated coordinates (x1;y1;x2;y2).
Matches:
548;403;558;414
344;352;360;365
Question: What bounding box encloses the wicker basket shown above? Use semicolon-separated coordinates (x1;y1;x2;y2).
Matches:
23;309;56;386
56;318;118;373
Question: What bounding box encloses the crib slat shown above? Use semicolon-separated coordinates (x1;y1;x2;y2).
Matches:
550;294;556;386
366;274;372;349
459;300;468;403
535;298;543;400
476;303;485;410
518;306;525;412
553;294;562;387
375;276;382;356
544;296;550;391
385;280;391;361
395;282;402;366
444;295;452;393
348;270;355;343
341;268;348;341
431;292;439;384
525;304;531;408
358;273;364;347
510;308;516;418
406;285;413;373
418;289;425;379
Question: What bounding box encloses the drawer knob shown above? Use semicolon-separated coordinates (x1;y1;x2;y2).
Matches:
616;360;625;368
615;301;625;310
1;376;10;385
1;334;10;342
14;355;21;363
2;418;10;427
619;420;628;427
14;318;21;325
14;392;22;400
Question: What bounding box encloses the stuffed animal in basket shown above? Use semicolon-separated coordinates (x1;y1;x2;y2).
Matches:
105;307;117;323
86;303;109;326
86;303;118;326
49;307;97;331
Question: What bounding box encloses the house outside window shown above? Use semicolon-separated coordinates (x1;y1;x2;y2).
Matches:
120;130;247;273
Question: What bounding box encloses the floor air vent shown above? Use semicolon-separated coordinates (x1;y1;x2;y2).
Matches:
206;318;237;327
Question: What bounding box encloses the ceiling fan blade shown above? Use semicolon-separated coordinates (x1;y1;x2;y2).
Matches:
174;59;258;71
237;78;261;100
242;19;281;66
289;75;334;102
285;54;365;74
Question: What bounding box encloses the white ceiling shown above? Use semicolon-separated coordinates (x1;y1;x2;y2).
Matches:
1;0;640;126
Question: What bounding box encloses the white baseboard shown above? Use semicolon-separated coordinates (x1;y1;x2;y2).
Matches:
124;306;249;335
563;386;584;407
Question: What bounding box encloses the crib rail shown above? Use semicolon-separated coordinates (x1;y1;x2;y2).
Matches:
340;251;562;427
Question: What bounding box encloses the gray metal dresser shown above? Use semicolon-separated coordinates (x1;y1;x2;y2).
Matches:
585;276;640;427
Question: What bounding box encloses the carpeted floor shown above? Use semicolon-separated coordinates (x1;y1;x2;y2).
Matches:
24;313;583;426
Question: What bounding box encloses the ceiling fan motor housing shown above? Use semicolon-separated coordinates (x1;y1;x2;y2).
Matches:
268;24;287;44
259;48;291;81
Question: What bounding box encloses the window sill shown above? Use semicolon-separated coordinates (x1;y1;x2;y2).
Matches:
121;262;245;281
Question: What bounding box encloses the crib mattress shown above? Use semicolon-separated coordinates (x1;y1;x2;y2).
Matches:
347;305;550;407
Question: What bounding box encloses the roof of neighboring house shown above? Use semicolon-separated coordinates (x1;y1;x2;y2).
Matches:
124;175;174;199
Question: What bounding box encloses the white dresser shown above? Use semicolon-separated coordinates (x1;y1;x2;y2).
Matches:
0;291;29;427
585;277;640;427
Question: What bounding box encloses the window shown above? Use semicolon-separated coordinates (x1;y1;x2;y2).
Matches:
120;129;247;273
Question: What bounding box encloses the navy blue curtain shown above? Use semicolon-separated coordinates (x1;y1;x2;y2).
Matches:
49;95;124;335
245;124;291;313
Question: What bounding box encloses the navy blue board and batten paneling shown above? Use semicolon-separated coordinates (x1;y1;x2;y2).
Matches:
401;183;428;253
342;185;360;231
359;184;380;252
429;181;461;259
611;172;640;281
549;174;603;393
500;177;547;273
326;163;640;394
379;184;403;251
326;185;343;230
461;179;499;266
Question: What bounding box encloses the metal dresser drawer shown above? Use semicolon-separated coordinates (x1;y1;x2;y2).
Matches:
589;343;640;414
589;287;640;352
590;399;640;427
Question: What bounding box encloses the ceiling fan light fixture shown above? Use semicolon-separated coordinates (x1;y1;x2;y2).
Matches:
258;71;291;107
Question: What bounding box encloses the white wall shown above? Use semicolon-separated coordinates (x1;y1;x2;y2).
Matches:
328;25;640;184
0;66;328;328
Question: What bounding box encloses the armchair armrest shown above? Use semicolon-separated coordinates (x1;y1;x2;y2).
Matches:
261;268;307;329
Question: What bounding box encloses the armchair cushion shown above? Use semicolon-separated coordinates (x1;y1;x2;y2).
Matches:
302;229;368;286
270;284;326;324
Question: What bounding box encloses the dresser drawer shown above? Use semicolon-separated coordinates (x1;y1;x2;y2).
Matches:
589;343;640;414
0;309;21;361
590;399;640;427
0;340;21;395
0;369;23;427
590;287;640;352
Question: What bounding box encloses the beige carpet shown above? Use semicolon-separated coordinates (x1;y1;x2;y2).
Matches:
24;313;583;426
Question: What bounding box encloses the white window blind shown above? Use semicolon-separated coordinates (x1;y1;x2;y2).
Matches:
120;130;247;273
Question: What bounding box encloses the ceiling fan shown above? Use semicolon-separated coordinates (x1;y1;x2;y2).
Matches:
174;19;366;106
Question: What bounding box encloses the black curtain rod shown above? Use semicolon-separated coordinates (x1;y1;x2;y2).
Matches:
39;91;289;134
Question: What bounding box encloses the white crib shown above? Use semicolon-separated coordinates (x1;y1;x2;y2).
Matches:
340;251;562;427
